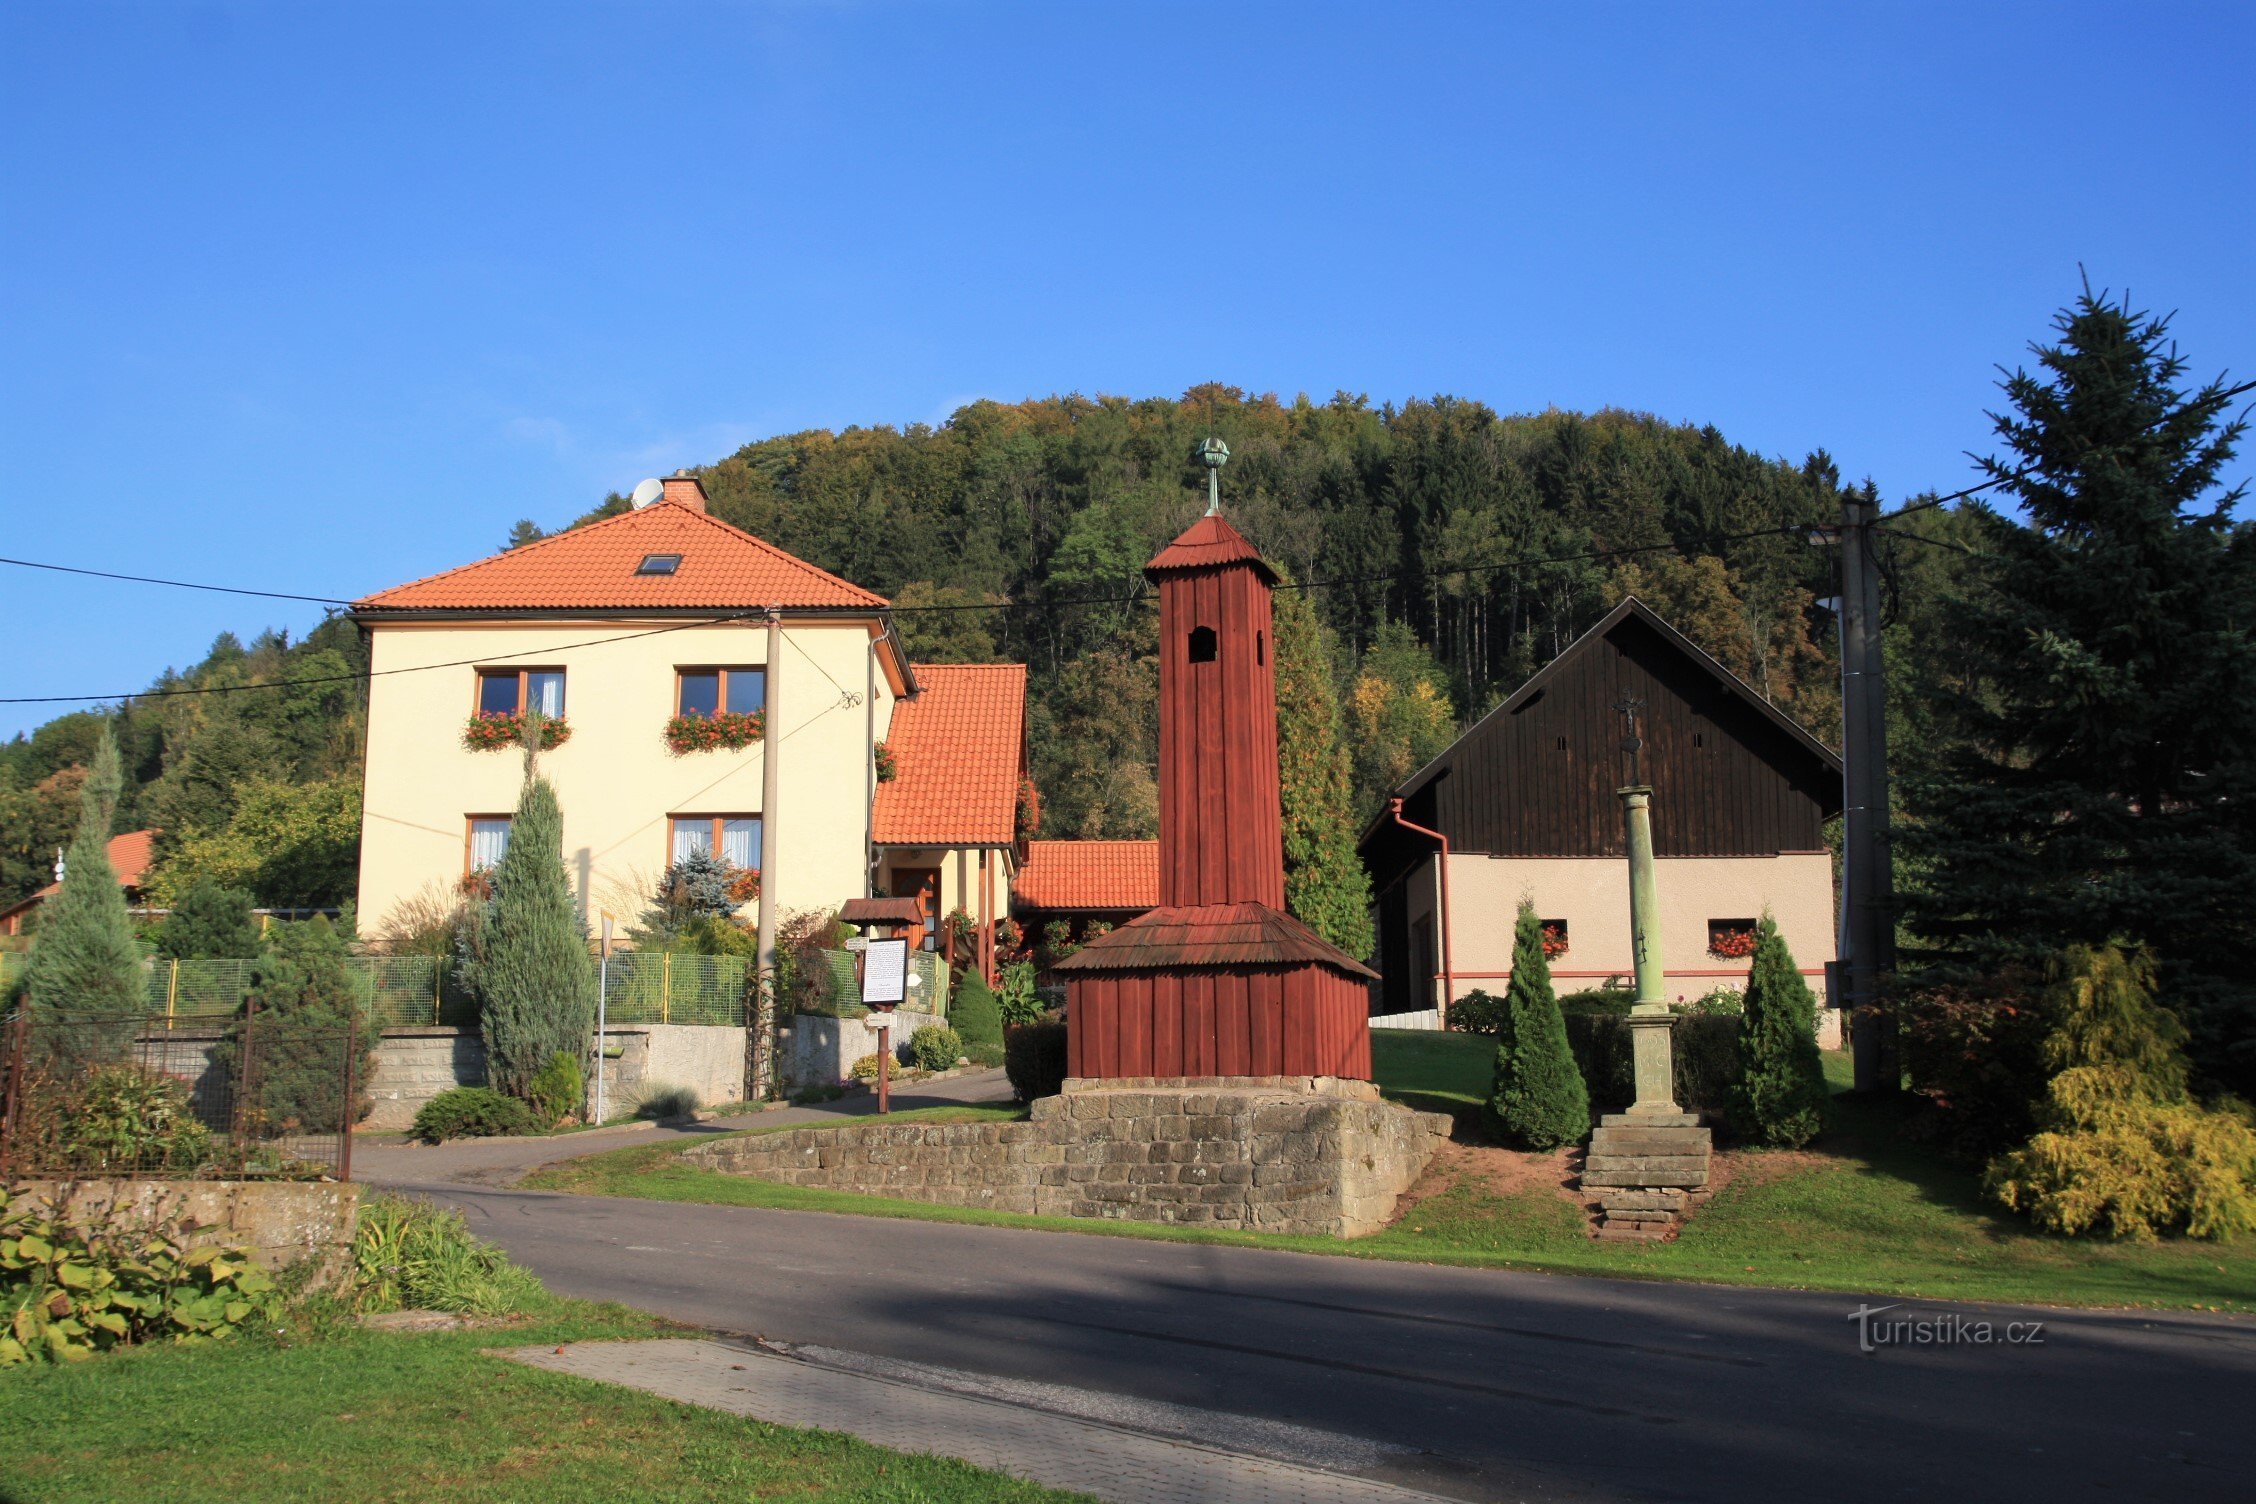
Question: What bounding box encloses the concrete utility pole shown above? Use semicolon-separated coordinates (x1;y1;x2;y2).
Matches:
752;608;784;1100
1839;493;1899;1094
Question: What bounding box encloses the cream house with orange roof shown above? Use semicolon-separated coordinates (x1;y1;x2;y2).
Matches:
350;474;924;945
869;663;1029;982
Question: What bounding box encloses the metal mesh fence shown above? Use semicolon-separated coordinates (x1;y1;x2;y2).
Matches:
131;957;476;1029
795;948;950;1018
0;1009;357;1181
600;952;750;1026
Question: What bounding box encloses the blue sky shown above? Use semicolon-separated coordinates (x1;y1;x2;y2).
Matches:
2;1;2250;738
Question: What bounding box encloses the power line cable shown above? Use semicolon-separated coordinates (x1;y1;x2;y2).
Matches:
0;555;354;605
0;612;763;706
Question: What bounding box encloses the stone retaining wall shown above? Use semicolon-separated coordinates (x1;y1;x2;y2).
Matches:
9;1179;361;1288
366;1028;487;1130
682;1075;1450;1238
776;1010;949;1093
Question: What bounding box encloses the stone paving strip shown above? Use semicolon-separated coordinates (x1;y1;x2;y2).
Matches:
500;1337;1474;1504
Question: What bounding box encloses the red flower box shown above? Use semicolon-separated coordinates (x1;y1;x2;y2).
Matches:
1540;921;1570;960
463;711;570;751
664;708;766;754
1708;924;1758;960
874;741;899;783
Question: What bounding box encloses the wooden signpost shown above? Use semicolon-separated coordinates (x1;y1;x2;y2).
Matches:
859;938;908;1113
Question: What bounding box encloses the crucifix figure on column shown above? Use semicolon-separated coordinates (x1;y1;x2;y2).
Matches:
1613;690;1646;787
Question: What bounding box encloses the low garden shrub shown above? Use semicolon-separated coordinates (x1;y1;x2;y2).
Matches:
1563;1013;1742;1118
910;1025;966;1072
1558;986;1634;1016
353;1193;544;1316
634;1084;701;1120
1986;944;2256;1240
52;1064;213;1174
526;1050;584;1126
996;961;1045;1027
0;1185;281;1366
1005;1020;1068;1102
411;1086;540;1143
1900;966;2054;1161
1447;990;1505;1035
849;1052;883;1082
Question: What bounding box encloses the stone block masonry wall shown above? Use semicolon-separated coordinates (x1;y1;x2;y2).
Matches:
682;1076;1452;1238
12;1180;361;1289
366;1028;487;1131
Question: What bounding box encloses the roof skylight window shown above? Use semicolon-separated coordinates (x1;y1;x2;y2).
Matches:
637;553;683;576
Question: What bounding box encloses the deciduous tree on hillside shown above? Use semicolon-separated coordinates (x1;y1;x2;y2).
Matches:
1272;577;1374;959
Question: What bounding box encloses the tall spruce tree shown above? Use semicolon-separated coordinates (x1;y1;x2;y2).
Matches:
1485;900;1590;1148
20;725;143;1017
1730;914;1829;1147
469;729;596;1097
1273;577;1375;958
1901;287;2256;1091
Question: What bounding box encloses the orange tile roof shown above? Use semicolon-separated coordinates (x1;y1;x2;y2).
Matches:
10;829;159;913
1013;840;1159;912
1144;513;1277;582
353;499;888;612
871;664;1027;846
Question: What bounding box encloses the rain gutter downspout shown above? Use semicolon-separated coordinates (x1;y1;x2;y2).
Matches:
1388;797;1454;1028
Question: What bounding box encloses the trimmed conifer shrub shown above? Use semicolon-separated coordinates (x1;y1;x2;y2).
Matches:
468;767;596;1099
221;916;377;1134
1485;901;1590;1149
526;1050;584;1126
952;969;1004;1051
1730;913;1829;1147
20;728;143;1020
152;877;261;961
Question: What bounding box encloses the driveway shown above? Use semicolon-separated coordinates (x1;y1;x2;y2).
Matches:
379;1149;2256;1503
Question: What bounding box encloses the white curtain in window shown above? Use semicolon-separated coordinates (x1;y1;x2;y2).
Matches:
528;670;565;716
469;818;511;870
721;818;759;869
671;819;712;863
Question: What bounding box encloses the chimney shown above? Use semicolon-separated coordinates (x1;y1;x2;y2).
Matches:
660;471;708;512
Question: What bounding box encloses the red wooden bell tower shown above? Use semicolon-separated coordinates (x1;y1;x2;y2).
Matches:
1056;444;1377;1081
1151;512;1286;910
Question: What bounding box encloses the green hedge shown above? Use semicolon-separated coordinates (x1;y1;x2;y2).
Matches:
1562;1013;1742;1116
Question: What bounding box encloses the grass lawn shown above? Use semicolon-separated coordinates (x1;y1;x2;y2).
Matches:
0;1298;1086;1504
523;1034;2255;1314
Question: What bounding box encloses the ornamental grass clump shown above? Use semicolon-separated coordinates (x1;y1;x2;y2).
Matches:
1986;944;2256;1240
1484;901;1590;1150
353;1193;544;1316
1730;914;1829;1147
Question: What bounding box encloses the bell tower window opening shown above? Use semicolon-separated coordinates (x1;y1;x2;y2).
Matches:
1187;625;1218;664
1256;631;1265;665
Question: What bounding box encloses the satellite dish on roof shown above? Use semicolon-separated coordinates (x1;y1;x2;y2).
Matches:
630;477;665;509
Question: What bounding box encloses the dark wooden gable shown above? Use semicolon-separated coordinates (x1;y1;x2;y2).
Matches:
1362;599;1842;878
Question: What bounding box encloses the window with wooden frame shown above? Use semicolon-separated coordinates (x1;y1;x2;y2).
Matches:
669;814;761;869
675;666;766;717
465;815;513;872
476;667;565;716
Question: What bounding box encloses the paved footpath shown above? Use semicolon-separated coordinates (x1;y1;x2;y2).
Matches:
506;1337;1464;1504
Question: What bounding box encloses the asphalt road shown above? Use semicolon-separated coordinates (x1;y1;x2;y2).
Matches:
377;1171;2256;1504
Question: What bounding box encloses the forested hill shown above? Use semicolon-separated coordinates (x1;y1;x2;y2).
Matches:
0;386;1864;912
